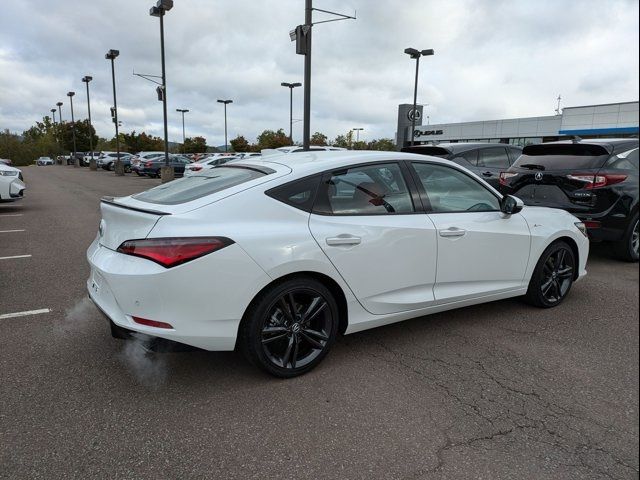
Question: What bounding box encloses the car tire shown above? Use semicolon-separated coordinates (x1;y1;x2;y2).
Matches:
613;214;639;262
524;240;576;308
108;163;115;171
124;165;131;173
239;277;339;378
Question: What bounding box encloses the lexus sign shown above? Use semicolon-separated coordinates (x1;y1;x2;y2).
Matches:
414;129;444;137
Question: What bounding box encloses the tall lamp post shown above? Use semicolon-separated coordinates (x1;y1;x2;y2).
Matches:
217;99;232;152
50;108;57;124
105;49;123;175
352;127;364;143
51;108;58;159
280;82;301;144
56;102;63;164
150;0;173;183
404;47;434;147
176;108;189;152
82;76;96;170
67;91;78;167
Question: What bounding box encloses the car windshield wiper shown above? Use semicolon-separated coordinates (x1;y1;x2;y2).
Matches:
519;163;546;171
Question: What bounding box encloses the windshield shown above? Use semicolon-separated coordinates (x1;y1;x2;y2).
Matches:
133;166;268;204
515;144;611;170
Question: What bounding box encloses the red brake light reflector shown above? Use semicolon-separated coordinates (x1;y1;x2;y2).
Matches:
132;316;174;329
117;237;234;268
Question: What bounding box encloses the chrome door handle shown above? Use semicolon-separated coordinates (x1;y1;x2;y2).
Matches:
482;171;493;177
439;228;466;238
326;235;361;246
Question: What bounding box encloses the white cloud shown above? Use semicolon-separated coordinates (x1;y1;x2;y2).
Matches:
0;0;638;146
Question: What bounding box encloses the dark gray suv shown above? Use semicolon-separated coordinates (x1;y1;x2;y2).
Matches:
401;142;522;188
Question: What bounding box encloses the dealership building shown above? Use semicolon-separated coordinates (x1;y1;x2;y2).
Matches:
396;100;639;148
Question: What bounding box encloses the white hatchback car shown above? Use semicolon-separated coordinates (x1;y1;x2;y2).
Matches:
87;151;588;377
0;163;25;201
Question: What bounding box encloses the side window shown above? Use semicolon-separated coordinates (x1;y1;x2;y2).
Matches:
478;148;510;168
458;150;479;166
607;149;638;170
508;148;522;164
314;163;414;215
412;162;501;213
266;175;322;213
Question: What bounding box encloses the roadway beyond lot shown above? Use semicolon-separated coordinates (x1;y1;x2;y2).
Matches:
1;165;638;480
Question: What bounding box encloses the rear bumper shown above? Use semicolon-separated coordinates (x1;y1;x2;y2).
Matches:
86;237;271;351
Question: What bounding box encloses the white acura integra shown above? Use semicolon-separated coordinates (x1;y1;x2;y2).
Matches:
0;163;25;201
87;151;588;377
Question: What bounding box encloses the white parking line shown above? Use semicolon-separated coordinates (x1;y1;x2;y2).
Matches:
0;214;23;217
0;308;51;320
0;229;25;233
0;255;32;260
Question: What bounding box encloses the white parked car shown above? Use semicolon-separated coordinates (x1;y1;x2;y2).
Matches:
36;156;54;166
0;163;25;201
183;155;239;176
87;151;588;377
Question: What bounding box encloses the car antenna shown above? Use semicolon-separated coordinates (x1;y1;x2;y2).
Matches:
571;135;582;143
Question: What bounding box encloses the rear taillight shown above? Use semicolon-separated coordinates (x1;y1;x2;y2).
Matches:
499;172;518;186
145;161;153;167
190;165;203;171
566;174;627;189
117;237;234;268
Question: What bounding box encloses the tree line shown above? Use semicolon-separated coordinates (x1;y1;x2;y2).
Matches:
1;118;396;166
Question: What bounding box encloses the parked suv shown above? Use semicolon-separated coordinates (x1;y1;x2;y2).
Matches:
401;143;522;188
499;138;639;261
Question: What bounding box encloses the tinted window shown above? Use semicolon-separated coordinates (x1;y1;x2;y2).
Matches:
606;149;639;170
478;148;510;168
457;150;479;166
400;146;450;157
266;175;321;212
412;163;500;213
314;163;413;215
133;166;267;204
517;144;610;170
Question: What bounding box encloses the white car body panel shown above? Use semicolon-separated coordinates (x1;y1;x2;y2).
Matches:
0;164;25;201
87;151;589;351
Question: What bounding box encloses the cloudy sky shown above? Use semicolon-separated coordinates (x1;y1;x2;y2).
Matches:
0;0;638;146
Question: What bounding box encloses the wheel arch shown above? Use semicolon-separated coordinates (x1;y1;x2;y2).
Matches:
553;235;580;280
235;271;349;349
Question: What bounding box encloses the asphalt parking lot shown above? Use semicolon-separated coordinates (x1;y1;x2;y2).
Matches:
1;165;638;480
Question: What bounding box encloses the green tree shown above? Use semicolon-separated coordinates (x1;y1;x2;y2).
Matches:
351;140;368;150
58;119;98;152
310;131;328;146
332;134;349;148
230;135;250;152
121;131;164;152
367;138;396;151
183;136;207;153
256;129;290;150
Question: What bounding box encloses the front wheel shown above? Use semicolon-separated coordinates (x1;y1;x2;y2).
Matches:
239;277;339;378
524;241;576;308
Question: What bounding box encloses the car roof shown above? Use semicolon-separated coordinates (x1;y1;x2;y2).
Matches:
405;142;520;154
232;150;457;177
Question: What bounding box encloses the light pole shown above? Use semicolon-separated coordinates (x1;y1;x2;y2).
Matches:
150;0;173;183
176;108;189;152
105;49;123;175
353;127;364;143
217;99;232;152
280;82;301;144
404;47;434;146
50;108;57;124
67;91;78;167
56;102;63;164
82;76;96;170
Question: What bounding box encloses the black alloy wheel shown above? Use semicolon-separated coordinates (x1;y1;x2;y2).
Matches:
240;278;339;378
525;241;576;308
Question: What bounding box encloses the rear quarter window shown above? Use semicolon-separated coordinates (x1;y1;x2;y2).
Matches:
133;166;268;204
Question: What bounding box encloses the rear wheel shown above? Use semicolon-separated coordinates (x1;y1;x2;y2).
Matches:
525;241;576;308
124;165;131;173
613;215;639;262
239;277;339;378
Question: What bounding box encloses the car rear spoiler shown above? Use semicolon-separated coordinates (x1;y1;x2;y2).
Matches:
100;196;171;216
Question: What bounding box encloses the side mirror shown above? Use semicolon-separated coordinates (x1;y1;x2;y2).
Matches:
500;195;524;215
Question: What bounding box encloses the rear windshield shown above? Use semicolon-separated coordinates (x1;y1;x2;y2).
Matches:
133;166;267;204
515;144;611;170
400;146;450;157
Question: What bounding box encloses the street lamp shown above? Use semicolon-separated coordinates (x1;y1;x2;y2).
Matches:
150;0;173;183
67;91;78;167
105;49;123;175
56;102;63;123
404;47;434;146
82;76;96;169
352;127;364;143
50;108;57;124
217;99;232;152
280;82;301;144
176;108;189;152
